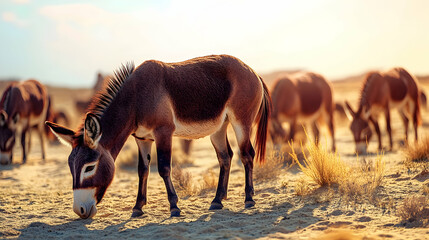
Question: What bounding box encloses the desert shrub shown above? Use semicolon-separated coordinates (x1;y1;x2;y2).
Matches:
200;169;217;193
339;154;385;202
172;165;197;197
403;137;429;169
295;177;312;196
397;195;429;227
254;150;288;181
290;140;347;187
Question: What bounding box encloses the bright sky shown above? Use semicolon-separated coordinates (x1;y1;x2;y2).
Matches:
1;0;429;87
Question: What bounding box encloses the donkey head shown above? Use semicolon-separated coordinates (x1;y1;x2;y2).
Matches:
0;110;19;165
46;113;115;219
345;101;372;154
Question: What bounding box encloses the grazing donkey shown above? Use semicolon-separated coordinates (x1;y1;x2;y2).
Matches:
270;72;335;151
46;55;271;219
345;67;421;154
0;79;49;164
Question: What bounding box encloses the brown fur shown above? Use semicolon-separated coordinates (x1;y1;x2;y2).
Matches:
345;67;421;153
270;72;335;150
47;55;271;218
0;79;48;164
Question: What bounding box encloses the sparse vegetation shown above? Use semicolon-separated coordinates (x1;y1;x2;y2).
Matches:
403;137;429;169
339;154;385;202
294;177;312;196
290;140;347;187
200;169;218;193
397;195;429;227
254;150;288;181
172;165;197;197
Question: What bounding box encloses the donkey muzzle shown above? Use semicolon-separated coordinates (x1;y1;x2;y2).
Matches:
355;142;367;154
0;151;12;165
73;188;97;219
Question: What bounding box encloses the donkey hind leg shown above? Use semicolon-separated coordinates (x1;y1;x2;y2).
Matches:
38;123;46;161
132;139;153;217
154;128;180;217
326;111;336;152
399;110;409;144
312;122;320;146
232;124;256;208
209;121;233;210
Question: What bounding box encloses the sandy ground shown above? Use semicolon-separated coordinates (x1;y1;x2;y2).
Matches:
0;78;429;240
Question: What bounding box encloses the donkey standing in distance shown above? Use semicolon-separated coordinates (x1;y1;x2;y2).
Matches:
345;67;421;154
0;79;49;164
46;55;271;219
270;72;335;151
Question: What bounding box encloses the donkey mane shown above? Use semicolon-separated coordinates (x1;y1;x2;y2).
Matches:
76;62;135;136
358;71;378;108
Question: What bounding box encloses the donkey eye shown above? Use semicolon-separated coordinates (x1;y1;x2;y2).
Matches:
85;165;95;173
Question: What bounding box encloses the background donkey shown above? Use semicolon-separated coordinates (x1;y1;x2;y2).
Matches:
0;79;49;164
345;67;421;154
270;72;335;150
46;55;271;219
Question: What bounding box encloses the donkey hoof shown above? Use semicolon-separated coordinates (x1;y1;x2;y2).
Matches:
131;209;144;218
170;208;181;217
244;200;255;208
209;202;223;210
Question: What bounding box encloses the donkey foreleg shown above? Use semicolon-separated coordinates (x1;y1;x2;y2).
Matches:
155;128;180;217
370;117;382;150
132;139;153;217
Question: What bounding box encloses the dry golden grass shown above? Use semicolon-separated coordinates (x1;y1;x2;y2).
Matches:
403;137;429;169
172;165;197;197
295;177;312;196
290;140;347;187
339;154;385;202
396;195;429;227
254;150;288;181
200;169;218;193
172;166;219;197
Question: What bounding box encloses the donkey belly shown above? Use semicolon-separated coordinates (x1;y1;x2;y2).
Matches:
173;112;227;139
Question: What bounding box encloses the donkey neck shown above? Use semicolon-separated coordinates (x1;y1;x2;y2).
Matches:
98;82;136;159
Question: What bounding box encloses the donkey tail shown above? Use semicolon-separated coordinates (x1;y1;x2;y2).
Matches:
255;77;272;164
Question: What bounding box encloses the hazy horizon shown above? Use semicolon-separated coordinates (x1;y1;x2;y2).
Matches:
1;0;429;88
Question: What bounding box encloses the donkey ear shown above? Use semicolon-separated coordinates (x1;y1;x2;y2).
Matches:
0;110;7;127
45;121;75;147
344;101;355;120
84;113;102;149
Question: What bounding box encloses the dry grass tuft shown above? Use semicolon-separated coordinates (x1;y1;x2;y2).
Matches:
254;150;288;181
172;165;197;197
403;137;429;169
339;154;385;202
295;177;312;196
290;140;347;187
200;169;218;194
397;195;429;227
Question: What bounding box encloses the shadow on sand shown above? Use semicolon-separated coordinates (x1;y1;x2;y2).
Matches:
17;201;324;239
